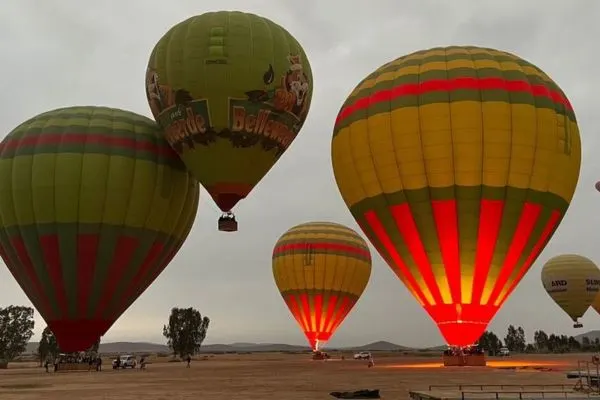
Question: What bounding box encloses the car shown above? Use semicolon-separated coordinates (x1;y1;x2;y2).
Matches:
112;355;137;369
353;351;371;360
498;347;510;357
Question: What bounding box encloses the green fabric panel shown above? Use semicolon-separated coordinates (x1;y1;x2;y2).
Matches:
349;186;570;217
358;47;562;92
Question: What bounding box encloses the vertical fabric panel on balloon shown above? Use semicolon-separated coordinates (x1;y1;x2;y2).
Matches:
0;106;200;352
272;222;371;350
331;46;581;347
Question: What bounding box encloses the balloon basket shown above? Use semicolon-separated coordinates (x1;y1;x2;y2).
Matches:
442;352;486;367
218;214;238;232
312;351;330;360
574;323;583;328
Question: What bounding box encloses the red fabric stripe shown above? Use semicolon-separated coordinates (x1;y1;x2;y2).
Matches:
285;295;308;332
94;236;138;319
314;293;323;332
471;200;505;304
323;294;339;333
115;242;165;316
273;242;370;258
487;203;542;305
431;200;461;303
390;204;444;304
11;236;52;318
495;210;561;306
364;211;429;305
336;77;573;125
300;293;312;332
0;134;176;158
39;235;68;317
330;296;354;333
76;234;100;319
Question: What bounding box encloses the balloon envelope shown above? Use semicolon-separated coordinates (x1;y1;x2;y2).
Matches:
146;11;313;214
331;46;581;347
0;106;199;352
541;254;600;325
272;222;371;350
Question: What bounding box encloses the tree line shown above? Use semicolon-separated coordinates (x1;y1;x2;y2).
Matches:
478;324;598;355
0;305;210;364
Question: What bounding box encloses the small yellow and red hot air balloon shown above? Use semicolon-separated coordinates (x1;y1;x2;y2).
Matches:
272;222;371;351
331;46;581;348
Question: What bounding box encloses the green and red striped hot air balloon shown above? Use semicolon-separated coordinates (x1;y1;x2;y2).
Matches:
331;46;581;348
0;106;199;352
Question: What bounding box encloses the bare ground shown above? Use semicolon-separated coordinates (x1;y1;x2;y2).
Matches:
0;353;591;400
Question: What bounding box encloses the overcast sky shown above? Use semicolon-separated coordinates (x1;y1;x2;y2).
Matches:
1;0;599;348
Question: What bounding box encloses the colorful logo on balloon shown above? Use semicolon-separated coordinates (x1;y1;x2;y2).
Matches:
146;54;310;157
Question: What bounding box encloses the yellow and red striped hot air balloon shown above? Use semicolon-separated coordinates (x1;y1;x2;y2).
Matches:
272;222;371;351
331;46;581;348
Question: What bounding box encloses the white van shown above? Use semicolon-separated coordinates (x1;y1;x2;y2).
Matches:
499;347;510;357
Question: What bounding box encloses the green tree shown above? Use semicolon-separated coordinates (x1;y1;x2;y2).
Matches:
504;325;518;351
37;326;59;366
0;305;35;362
477;331;503;355
534;330;549;351
515;326;526;352
163;307;210;358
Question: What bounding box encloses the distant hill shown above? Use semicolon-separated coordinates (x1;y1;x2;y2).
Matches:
23;340;421;355
574;330;600;342
347;341;411;351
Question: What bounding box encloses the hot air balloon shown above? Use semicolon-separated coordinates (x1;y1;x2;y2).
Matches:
331;46;581;349
0;106;199;352
541;254;600;328
145;11;313;232
272;222;371;351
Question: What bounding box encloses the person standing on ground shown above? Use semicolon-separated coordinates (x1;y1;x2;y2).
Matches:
367;354;375;368
186;355;191;368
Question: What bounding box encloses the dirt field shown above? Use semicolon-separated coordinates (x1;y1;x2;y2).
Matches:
0;353;590;400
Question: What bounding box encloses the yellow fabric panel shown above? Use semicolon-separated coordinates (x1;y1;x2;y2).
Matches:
273;254;371;296
331;132;367;208
272;222;372;297
541;254;600;321
333;101;580;208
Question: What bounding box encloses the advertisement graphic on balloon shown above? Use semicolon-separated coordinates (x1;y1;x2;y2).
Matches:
331;46;581;348
272;222;371;351
0;106;199;352
541;254;600;328
146;11;313;232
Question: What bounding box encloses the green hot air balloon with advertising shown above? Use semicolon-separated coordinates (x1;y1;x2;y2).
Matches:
0;106;199;352
145;11;313;232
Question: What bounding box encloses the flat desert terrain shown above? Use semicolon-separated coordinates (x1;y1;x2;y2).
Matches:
0;353;591;400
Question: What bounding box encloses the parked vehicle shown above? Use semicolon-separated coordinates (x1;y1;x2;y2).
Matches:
499;347;510;357
112;355;137;369
353;351;371;360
